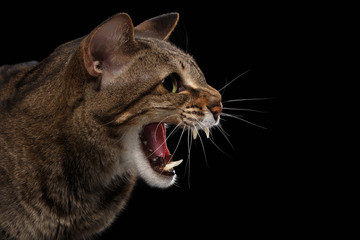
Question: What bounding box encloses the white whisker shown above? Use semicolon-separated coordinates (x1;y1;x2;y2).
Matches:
216;124;234;150
185;126;193;188
221;113;267;130
154;114;179;134
222;98;271;104
222;107;266;113
220;77;228;96
169;127;186;161
208;136;231;158
146;123;181;158
194;123;208;168
217;69;251;92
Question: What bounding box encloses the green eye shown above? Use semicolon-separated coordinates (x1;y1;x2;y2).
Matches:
162;73;180;93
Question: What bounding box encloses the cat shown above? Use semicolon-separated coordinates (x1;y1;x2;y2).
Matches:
0;12;222;239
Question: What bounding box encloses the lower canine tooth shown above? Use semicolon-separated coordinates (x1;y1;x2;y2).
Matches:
163;159;183;171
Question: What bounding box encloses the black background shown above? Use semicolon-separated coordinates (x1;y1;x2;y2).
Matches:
1;2;297;239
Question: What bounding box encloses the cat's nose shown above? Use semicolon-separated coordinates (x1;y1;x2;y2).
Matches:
207;103;222;121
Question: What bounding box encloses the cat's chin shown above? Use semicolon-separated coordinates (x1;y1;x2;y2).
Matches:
120;124;178;188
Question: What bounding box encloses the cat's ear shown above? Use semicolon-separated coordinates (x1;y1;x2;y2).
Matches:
135;13;179;40
82;13;138;77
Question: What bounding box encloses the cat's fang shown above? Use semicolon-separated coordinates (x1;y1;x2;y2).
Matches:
163;159;183;171
204;127;210;138
192;128;198;140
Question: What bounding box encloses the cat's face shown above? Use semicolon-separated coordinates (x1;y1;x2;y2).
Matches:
80;13;222;188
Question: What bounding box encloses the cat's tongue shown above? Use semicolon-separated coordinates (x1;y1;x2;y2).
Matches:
142;123;170;159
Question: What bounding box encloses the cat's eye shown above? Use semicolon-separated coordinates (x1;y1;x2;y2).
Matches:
161;73;180;93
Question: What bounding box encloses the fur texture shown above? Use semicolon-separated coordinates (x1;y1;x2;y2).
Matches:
0;13;222;239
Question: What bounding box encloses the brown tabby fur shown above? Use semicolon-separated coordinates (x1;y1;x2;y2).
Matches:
0;13;221;239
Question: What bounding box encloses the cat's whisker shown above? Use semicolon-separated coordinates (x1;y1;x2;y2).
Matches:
222;107;266;113
220;77;228;96
154;114;179;133
146;122;181;159
198;121;231;158
222;97;272;104
207;136;231;158
217;69;251;92
184;126;193;188
216;123;230;137
216;123;234;150
193;122;208;168
221;113;267;130
169;127;186;162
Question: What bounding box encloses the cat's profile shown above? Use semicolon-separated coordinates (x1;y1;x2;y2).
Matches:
0;12;222;239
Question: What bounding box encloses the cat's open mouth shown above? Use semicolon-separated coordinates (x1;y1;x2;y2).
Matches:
139;123;183;176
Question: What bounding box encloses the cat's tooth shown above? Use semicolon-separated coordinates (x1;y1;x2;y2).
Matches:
192;128;198;140
163;159;183;171
204;127;210;138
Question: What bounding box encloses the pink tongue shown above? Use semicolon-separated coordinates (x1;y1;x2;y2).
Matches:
142;123;170;158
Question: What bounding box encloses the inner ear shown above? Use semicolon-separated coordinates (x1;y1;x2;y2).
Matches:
82;13;137;77
134;13;179;40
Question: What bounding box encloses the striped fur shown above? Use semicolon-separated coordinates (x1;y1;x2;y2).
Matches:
0;12;221;239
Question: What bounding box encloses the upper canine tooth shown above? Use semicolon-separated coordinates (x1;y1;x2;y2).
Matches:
204;127;210;138
163;159;183;171
192;128;198;140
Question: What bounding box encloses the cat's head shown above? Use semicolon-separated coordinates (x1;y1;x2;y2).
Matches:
77;13;222;188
